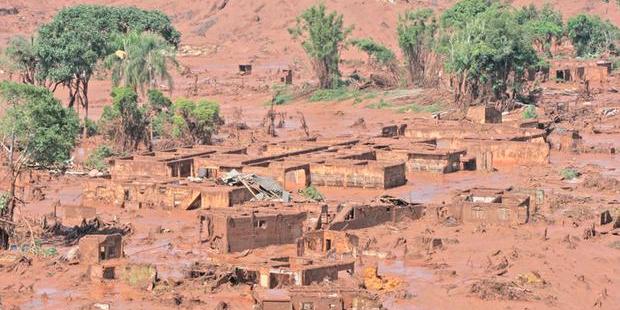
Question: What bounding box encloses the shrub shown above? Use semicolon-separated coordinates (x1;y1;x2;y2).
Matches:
299;186;324;202
84;145;115;171
309;87;359;102
522;105;538;119
561;168;580;180
567;14;619;57
351;38;395;65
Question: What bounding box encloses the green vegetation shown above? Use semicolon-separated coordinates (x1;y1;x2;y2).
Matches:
441;2;538;103
104;31;179;94
0;193;8;212
440;0;496;28
351;38;395;66
170;98;222;144
561;168;580;180
35;5;179;130
289;4;352;89
299;185;324;202
516;4;564;57
522;105;538;119
99;87;149;151
0;81;79;225
397;9;438;86
397;102;443;114
567;14;619;57
309;87;361;102
270;84;295;105
3;36;38;84
366;99;394;109
85;145;116;171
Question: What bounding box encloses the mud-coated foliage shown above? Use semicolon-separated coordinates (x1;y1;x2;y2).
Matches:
0;81;80;168
397;9;438;86
567;14;619;57
289;4;352;89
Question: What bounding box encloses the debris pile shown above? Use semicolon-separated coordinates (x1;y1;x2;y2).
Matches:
220;169;290;202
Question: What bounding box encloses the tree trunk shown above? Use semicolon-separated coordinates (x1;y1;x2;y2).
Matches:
82;79;90;137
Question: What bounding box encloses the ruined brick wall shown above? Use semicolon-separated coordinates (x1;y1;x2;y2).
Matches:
461;203;529;225
110;160;170;180
329;204;420;230
290;295;343;310
298;261;354;286
200;187;253;209
222;212;307;253
310;161;406;189
448;139;549;166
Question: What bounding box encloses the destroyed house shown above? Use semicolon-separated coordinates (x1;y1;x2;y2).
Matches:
83;178;252;210
108;146;246;180
550;59;610;84
242;256;355;288
328;200;424;231
199;208;307;253
297;230;359;257
374;143;465;174
254;286;379;310
439;188;530;225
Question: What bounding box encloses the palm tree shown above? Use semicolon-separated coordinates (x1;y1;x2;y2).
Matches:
105;31;179;94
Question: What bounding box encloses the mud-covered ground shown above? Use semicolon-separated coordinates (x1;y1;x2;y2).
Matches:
0;0;620;309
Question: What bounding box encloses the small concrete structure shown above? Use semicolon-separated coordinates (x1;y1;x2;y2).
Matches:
79;234;123;265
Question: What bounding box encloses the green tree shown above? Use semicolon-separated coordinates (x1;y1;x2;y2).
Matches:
99;87;149;152
2;36;39;85
516;4;564;57
397;9;439;86
36;5;180;133
105;31;179;94
0;82;79;240
442;4;538;105
567;14;619;57
350;38;395;66
289;4;352;89
440;0;497;28
171;98;222;144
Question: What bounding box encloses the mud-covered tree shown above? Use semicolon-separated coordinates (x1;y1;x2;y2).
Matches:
516;4;564;57
442;4;538;105
397;9;439;86
170;98;222;145
98;87;149;152
36;5;180;134
104;31;179;94
567;14;619;57
0;82;79;247
289;4;352;89
2;36;39;85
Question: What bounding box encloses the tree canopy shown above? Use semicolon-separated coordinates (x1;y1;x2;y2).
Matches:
516;4;564;57
567;14;619;57
289;4;352;89
397;8;439;86
105;31;179;94
35;5;180;129
0;81;80;168
441;3;538;103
